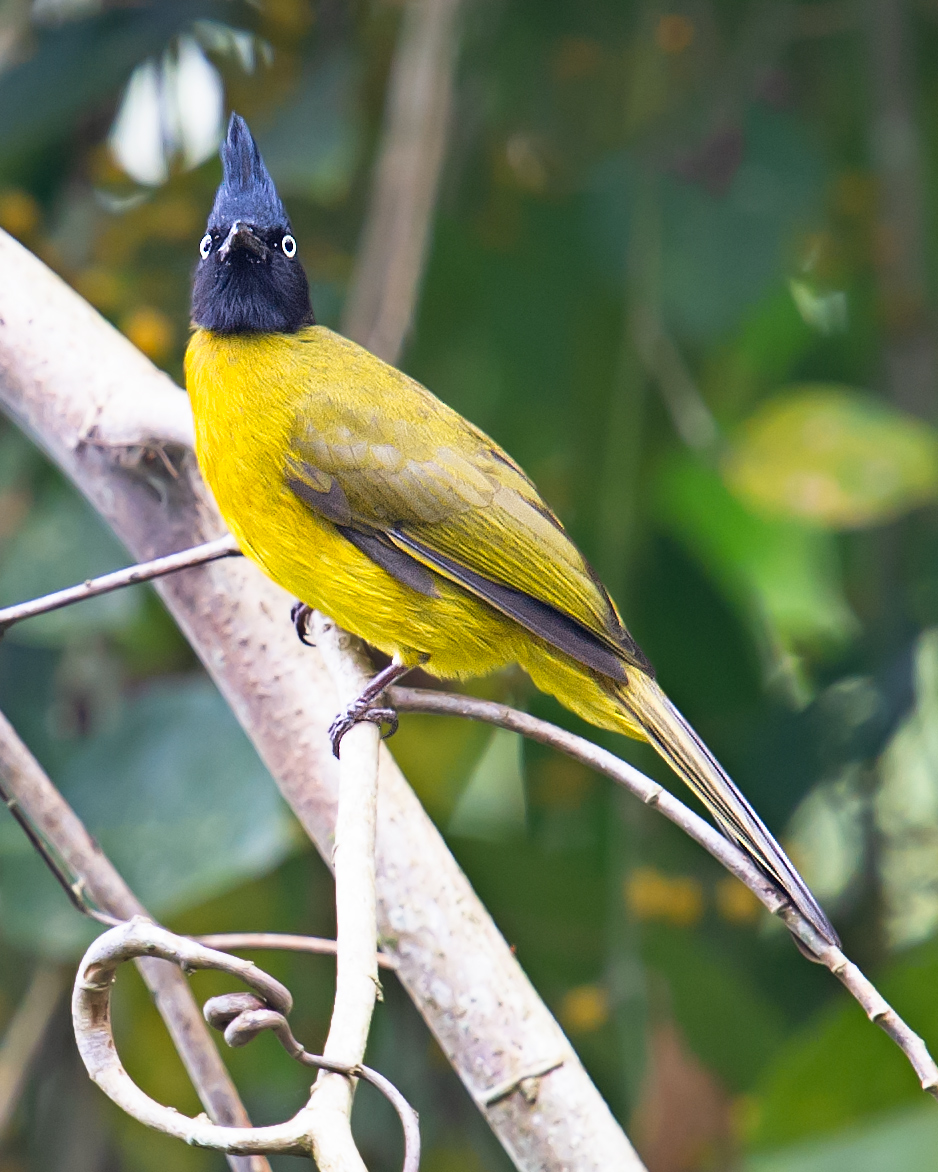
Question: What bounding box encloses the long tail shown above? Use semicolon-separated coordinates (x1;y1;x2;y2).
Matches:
624;672;839;948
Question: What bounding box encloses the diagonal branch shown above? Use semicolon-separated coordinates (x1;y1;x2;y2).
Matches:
0;534;239;634
0;707;273;1172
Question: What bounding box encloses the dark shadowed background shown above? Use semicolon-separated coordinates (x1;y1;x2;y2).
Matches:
2;2;938;1170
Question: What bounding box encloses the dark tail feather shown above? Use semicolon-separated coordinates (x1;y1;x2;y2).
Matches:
624;673;839;948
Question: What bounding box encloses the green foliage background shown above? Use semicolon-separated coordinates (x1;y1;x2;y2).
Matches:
2;1;938;1169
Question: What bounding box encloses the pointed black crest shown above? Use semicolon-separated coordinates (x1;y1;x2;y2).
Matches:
208;113;289;232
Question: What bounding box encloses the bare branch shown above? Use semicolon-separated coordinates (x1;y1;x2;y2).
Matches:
205;991;420;1171
0;963;68;1140
73;919;309;1156
342;0;463;363
0;707;272;1172
193;934;398;970
389;687;938;1098
0;534;239;634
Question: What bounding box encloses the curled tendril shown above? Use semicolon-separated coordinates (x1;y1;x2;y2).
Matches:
203;991;420;1170
72;918;420;1168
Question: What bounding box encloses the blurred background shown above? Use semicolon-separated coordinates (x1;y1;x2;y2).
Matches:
1;0;938;1169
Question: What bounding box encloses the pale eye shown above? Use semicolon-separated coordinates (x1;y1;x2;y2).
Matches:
281;234;297;258
199;233;212;259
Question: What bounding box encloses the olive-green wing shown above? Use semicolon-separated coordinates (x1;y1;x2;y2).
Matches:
286;369;650;677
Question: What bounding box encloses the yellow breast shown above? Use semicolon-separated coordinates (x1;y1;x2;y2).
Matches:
184;326;514;674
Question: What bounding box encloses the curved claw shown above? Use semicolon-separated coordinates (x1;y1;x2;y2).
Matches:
290;601;315;646
329;705;399;758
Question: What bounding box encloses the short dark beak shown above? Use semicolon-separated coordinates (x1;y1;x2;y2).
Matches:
218;220;267;261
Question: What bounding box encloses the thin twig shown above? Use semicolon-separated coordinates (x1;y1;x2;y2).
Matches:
195;933;398;969
205;989;420;1171
389;686;938;1098
0;708;272;1172
0;774;119;926
0;963;69;1140
0;534;240;634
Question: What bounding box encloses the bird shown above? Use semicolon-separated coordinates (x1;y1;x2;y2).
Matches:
185;112;838;949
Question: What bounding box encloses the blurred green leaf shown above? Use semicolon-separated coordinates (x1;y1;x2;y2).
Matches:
788;280;848;336
0;3;224;174
746;1107;938;1172
722;386;938;529
257;50;363;205
0;678;296;957
0;483;142;645
876;629;938;948
655;454;858;665
588;107;825;340
786;765;865;907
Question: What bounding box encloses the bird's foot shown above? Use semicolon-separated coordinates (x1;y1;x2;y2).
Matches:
329;702;399;758
291;601;315;646
328;658;413;758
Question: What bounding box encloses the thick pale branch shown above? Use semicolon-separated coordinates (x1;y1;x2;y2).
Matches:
0;707;272;1172
390;687;938;1097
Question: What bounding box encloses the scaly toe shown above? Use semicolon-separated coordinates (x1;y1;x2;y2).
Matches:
329;705;399;758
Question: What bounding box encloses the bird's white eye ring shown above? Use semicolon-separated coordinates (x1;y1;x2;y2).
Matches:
281;234;297;258
199;233;212;259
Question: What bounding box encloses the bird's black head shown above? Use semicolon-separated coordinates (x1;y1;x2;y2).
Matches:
191;113;315;334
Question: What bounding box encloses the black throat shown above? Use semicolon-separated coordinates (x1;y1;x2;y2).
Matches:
191;239;315;334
